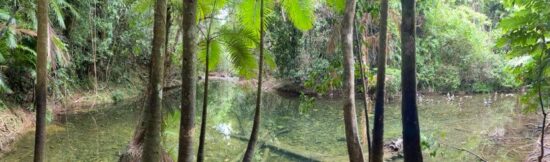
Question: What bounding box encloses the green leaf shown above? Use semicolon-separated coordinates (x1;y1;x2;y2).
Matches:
237;0;274;35
0;77;12;94
326;0;345;13
5;28;17;49
219;27;258;78
281;0;315;31
50;0;66;29
197;0;227;21
198;39;222;71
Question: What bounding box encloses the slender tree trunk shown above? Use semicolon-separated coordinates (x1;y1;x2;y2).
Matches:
142;0;167;161
371;0;388;161
341;0;365;161
198;9;216;161
178;0;198;161
242;0;264;161
356;25;372;158
353;10;372;157
537;37;547;162
34;0;49;161
163;6;172;85
400;0;423;161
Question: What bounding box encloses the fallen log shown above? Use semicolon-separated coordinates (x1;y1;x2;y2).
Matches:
229;134;323;162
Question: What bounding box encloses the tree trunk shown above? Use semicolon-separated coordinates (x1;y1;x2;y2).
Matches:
34;0;49;161
341;0;365;161
400;0;423;161
371;0;388;161
142;0;167;161
163;6;172;85
354;8;371;157
198;9;216;161
178;0;198;161
242;0;265;161
537;37;547;162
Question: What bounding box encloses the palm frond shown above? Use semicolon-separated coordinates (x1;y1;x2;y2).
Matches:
219;26;258;78
49;26;70;68
281;0;315;31
50;0;66;29
236;0;274;36
198;38;222;71
197;0;228;21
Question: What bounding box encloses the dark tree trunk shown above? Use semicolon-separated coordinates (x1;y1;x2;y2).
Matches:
400;0;423;161
178;0;198;162
371;0;388;161
537;37;547;162
242;0;265;161
341;0;365;161
34;0;48;161
163;6;172;85
142;0;167;161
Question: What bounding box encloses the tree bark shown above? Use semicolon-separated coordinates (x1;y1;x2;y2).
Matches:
400;0;423;161
142;0;167;161
178;0;198;161
34;0;49;161
371;0;388;161
341;0;365;161
163;6;172;85
243;0;265;161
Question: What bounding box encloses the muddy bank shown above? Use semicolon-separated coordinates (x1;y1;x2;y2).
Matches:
0;108;34;157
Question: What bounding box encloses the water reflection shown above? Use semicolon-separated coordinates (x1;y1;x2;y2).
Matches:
1;81;533;162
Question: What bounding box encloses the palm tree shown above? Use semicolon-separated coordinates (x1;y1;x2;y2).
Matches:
141;0;167;161
178;0;198;161
34;0;49;161
400;0;423;161
197;1;220;161
236;0;315;160
372;0;388;161
242;0;265;160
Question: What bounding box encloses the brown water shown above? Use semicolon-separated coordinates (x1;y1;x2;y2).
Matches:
1;81;536;161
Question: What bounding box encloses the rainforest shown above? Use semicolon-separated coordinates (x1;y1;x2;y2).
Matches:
0;0;549;161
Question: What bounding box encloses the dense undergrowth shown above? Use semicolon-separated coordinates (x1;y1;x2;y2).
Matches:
0;0;531;106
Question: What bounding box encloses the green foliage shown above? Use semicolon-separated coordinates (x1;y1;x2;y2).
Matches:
111;90;124;104
298;93;315;114
325;0;345;13
218;26;260;78
416;0;516;92
281;0;315;31
498;0;550;112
